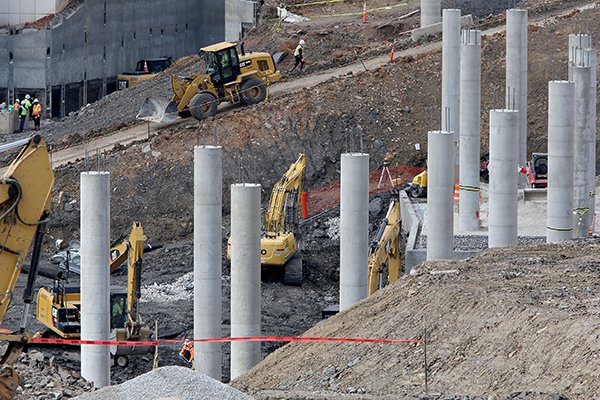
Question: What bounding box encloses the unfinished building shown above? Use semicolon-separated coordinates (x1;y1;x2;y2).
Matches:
0;0;256;117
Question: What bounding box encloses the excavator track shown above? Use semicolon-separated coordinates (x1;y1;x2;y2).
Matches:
283;256;303;286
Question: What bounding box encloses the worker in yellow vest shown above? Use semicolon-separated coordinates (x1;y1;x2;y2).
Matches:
32;99;42;131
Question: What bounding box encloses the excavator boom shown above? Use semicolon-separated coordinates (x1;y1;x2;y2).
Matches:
367;199;401;296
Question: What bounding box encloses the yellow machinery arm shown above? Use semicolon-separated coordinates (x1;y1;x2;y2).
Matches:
367;199;401;296
109;222;146;339
264;153;307;237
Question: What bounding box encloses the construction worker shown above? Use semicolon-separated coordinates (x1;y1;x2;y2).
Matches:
12;99;19;113
18;100;28;132
32;99;42;131
23;94;31;114
179;339;194;364
290;39;305;73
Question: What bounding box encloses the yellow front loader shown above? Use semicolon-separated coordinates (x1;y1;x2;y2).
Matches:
138;42;281;123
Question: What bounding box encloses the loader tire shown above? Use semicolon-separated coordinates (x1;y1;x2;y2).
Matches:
240;78;267;105
189;92;217;121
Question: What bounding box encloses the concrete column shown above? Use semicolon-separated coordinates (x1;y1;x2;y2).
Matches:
506;9;528;186
587;49;597;233
230;183;261;380
339;153;369;311
441;9;461;182
547;81;575;243
420;0;441;27
573;66;593;237
80;171;110;388
568;34;592;81
488;110;519;248
193;146;222;379
458;29;481;232
427;131;454;260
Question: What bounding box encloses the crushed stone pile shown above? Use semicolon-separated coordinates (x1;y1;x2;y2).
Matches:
233;240;600;399
141;271;194;302
74;366;254;400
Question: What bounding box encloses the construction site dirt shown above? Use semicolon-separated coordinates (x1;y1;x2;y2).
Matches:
2;0;600;399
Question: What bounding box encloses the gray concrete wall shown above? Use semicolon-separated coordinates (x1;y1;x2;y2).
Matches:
0;0;238;111
225;0;256;42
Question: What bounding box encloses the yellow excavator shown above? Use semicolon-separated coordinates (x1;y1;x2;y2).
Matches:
227;153;307;285
137;41;281;123
367;199;401;296
0;135;54;399
36;222;154;367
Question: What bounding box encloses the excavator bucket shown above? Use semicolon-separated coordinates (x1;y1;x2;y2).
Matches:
136;97;178;124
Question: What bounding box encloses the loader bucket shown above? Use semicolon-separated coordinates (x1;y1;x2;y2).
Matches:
136;97;179;124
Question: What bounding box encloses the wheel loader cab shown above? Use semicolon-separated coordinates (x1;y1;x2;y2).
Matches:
201;43;241;86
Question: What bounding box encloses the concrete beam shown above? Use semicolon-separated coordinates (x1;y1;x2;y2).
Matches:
488;110;519;248
230;183;261;380
458;29;481;232
426;131;454;260
547;81;575;243
411;14;474;42
193;146;222;379
80;171;110;388
339;153;369;311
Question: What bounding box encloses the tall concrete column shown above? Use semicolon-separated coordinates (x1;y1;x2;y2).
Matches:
194;146;222;379
506;9;528;185
420;0;441;27
568;34;592;81
230;183;261;380
488;110;519;248
80;171;110;388
458;29;481;232
427;131;454;260
587;49;597;233
340;153;369;311
547;81;575;243
441;9;461;182
573;66;593;237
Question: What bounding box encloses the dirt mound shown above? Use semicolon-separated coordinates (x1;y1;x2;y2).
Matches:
233;240;600;399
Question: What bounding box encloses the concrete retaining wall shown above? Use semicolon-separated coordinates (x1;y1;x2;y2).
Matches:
0;0;254;116
0;111;14;134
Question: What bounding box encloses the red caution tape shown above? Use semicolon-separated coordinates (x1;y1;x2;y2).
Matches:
31;336;423;347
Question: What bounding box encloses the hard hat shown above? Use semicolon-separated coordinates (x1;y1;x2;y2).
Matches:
299;39;305;47
33;98;39;103
25;94;30;100
15;99;19;103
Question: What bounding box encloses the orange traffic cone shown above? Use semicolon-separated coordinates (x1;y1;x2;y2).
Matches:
143;60;149;72
453;184;459;204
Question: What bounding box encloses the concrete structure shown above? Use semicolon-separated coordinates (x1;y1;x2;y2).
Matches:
426;130;454;260
80;171;110;388
226;0;256;42
488;110;519;248
339;153;369;311
411;14;473;42
0;111;14;134
0;0;255;116
193;146;222;379
506;9;528;185
420;0;441;27
568;34;592;81
441;9;461;181
458;29;481;232
230;183;261;380
573;66;593;237
0;0;66;26
547;81;575;243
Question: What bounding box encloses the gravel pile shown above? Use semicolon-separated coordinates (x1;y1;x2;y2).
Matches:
74;366;254;400
417;235;547;250
141;271;193;302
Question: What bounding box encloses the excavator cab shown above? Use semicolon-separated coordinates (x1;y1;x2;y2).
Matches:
201;43;241;86
526;153;548;188
110;291;127;330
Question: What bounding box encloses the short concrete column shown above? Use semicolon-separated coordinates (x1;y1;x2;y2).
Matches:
230;183;261;380
194;146;222;379
547;81;575;243
339;153;369;311
568;34;592;81
421;0;441;27
80;171;111;388
506;9;528;185
441;9;461;182
458;29;481;232
427;131;454;260
488;110;519;248
573;66;593;237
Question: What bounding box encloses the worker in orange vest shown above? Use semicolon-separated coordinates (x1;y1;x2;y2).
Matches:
32;99;42;131
12;99;19;113
179;339;194;364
